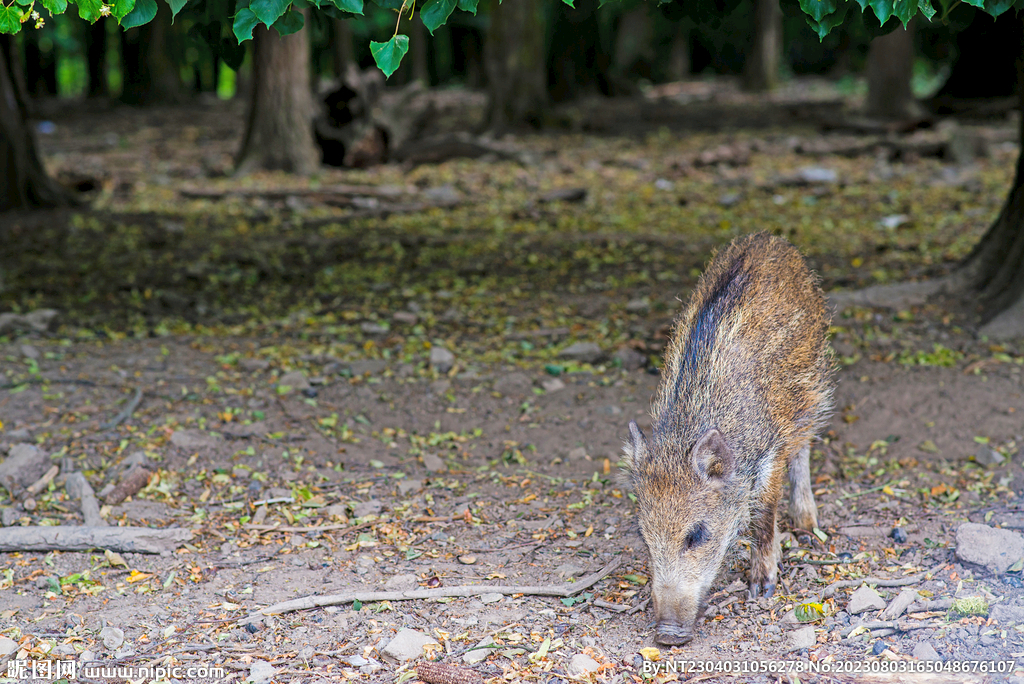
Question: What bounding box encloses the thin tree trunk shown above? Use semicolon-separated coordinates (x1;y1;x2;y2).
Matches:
120;2;183;105
0;36;74;213
865;21;917;119
485;0;546;129
411;14;429;84
86;19;109;98
743;0;781;92
235;15;319;175
667;25;690;81
332;19;353;79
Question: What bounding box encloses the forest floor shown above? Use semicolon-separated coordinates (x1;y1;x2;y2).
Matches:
3;78;1024;683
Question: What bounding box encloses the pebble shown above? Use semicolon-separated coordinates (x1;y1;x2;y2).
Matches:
277;370;310;392
558;342;603;364
397;479;423;496
100;626;124;650
351;500;382;518
360;322;389;335
392;311;418;325
890;526;908;544
381;628;439;662
541;378;566;393
480;593;503;604
848;585;886;614
787;626;816;651
955;522;1024;574
625;299;649;313
349;359;387;376
463;636;495;664
383;574;418;591
20;344;40;360
612;346;646;371
798;166;838;184
0;637;17;657
421;452;446;472
974;446;1005;467
567;653;601;676
912;641;941;661
871;640;886;656
239;358;271;372
249;660;276;684
430;347;455;373
493;372;532;396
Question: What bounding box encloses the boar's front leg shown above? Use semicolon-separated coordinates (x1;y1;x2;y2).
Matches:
748;496;780;599
789;442;819;531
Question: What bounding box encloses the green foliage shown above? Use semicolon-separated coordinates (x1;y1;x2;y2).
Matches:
420;0;455;34
0;6;20;32
249;0;289;28
232;7;259;40
370;33;408;77
120;0;155;27
270;6;302;33
110;0;136;20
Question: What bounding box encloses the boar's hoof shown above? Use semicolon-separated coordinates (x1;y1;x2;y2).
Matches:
747;580;776;600
655;625;693;646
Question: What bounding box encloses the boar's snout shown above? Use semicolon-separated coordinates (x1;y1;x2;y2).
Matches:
655;623;694;646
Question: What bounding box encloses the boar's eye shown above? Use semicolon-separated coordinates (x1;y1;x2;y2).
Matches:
685;522;708;550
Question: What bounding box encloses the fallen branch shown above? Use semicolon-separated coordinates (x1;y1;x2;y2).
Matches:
243;521;372;535
0;526;192;555
25;465;59;498
65;472;106;527
840;619;945;638
179;184;413;200
417;662;483;684
822;563;945;597
103;467;153;506
237;557;621;624
100;388;143;431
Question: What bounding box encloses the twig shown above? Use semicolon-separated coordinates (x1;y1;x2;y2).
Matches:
593;599;630;613
822;563;946;597
242;521;373;535
25;465;59;497
839;482;895;500
841;620;944;638
236;557;621;624
627;597;650;615
100;388;143;431
461;541;542;553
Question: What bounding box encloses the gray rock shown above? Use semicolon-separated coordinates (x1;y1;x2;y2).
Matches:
422;453;446;472
719;192;741;207
787;626;816;651
463;636;495;665
349;359;387;376
848;585;886;615
342;655;369;667
625;298;649;313
249;660;277;684
1;508;19;526
239;358;271;372
880;587;919;620
568;653;601;676
480;592;503;603
612;347;646;371
912;642;941;661
381;628;439;662
0;309;59;336
430;347;455;374
169;430;221;451
397;479;423;495
100;626;124;650
0;443;48;488
974;446;1005;467
493;372;532;396
222;420;268;439
555;562;586;578
541;378;566;393
798;167;838;184
991;604;1024;625
351;500;382;518
20;344;40;360
392;311;418;325
559;342;603;364
383;574;418;592
277;370;310;392
956;523;1024;574
423;185;462;204
360;322;389;335
3;427;30;441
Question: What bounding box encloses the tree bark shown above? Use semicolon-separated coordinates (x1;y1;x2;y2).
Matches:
86;19;109;98
485;0;547;130
235;16;320;175
743;0;781;92
612;6;654;87
0;36;74;213
23;27;58;97
120;2;184;105
666;24;690;82
331;19;354;79
411;14;429;85
865;21;918;119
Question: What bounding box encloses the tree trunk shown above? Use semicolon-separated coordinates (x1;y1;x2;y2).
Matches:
411;14;429;85
743;0;781;92
86;19;109;98
485;0;547;129
23;27;58;97
235;16;319;175
546;0;610;101
951;34;1024;337
332;19;354;79
0;36;74;213
611;6;654;87
120;2;184;105
667;24;690;82
865;21;918;119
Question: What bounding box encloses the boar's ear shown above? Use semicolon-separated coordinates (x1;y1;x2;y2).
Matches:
691;428;735;480
623;420;650;471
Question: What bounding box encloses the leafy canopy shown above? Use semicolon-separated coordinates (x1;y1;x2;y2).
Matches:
0;0;1020;77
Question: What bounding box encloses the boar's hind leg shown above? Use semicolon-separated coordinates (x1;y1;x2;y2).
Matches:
748;501;780;599
788;442;819;531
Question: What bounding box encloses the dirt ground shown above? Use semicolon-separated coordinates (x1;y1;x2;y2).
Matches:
4;80;1024;683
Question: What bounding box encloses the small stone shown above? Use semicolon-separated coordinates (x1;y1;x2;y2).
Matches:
4;428;30;441
397;479;423;496
1;508;19;526
558;342;603;364
384;574;418;591
430;347;455;374
879;214;910;230
0;637;18;657
458;555;477;565
871;640;886;656
100;626;124;650
277;370;310;392
541;378;566;393
349;359;387;376
463;636;495;665
249;660;276;684
718;192;741;207
351;500;382;518
991;604;1024;624
974;446;1005;467
423;185;462;204
20;345;40;360
480;593;503;604
567;447;588;460
848;585;886;614
956;522;1024;574
342;655;369;667
493;372;532;396
787;626;816;652
381;628;440;662
612;347;646;371
422;453;446;472
568;653;601;676
798;167;838;184
555;563;586;578
625;298;649;313
890;526;908;544
360;322;389;335
239;358;271;372
324;504;348;520
912;642;941;661
169;430;221;451
392;311;418;325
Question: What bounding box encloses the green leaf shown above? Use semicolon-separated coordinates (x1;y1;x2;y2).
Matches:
917;0;935;19
167;0;189;18
110;0;136;21
814;0;850;37
250;0;288;26
326;0;362;12
75;0;104;22
456;0;477;13
561;0;575;5
420;0;455;33
271;7;302;34
0;6;21;33
121;0;157;26
40;0;68;13
368;0;403;8
14;0;33;8
370;34;408;78
795;602;825;622
232;6;258;39
983;0;1015;14
798;0;838;23
892;0;916;24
